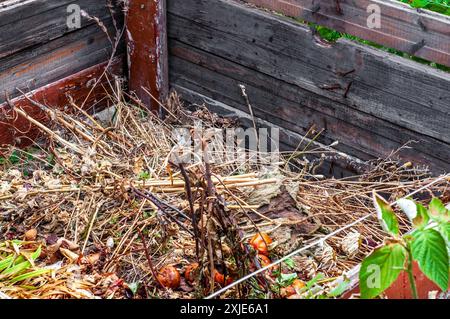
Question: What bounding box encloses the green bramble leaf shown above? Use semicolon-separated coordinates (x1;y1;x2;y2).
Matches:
360;243;407;299
428;198;450;224
439;223;450;244
411;229;449;292
373;192;399;236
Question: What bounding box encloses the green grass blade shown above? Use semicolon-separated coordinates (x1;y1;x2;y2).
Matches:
10;269;51;284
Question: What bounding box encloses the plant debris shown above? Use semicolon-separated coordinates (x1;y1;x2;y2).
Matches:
0;81;448;299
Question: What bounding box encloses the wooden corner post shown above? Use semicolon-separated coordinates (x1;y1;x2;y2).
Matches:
126;0;169;114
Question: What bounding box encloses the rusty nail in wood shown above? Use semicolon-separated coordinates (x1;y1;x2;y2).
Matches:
417;18;427;32
410;39;426;55
337;69;355;77
335;0;343;15
311;4;321;14
344;81;353;98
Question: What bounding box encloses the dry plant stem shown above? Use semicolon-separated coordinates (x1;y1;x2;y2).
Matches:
80;13;126;109
131;188;195;236
177;163;201;260
17;90;112;155
7;102;84;155
82;200;105;253
139;230;164;289
69;99;133;149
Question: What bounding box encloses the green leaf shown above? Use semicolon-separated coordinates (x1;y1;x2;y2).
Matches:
1;246;41;277
0;256;15;272
439;223;450;243
412;229;449;292
414;203;430;228
283;258;295;269
328;279;350;298
305;273;326;290
359;243;406;299
411;0;430;8
276;273;297;286
31;246;42;261
428;198;450;223
1;259;32;277
373;192;399;236
127;282;140;296
10;269;51;284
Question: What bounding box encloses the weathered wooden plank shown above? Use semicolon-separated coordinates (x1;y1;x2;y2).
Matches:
169;40;450;166
126;0;169;112
0;20;120;104
244;0;450;67
167;0;450;145
0;0;116;59
0;57;123;146
169;51;450;173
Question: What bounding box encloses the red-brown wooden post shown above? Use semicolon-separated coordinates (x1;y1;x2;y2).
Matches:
126;0;169;113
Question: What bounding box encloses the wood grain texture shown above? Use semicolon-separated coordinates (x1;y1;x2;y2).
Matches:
0;58;123;146
126;0;169;112
167;0;450;173
0;0;114;59
0;0;125;146
0;0;124;104
244;0;450;67
170;49;450;173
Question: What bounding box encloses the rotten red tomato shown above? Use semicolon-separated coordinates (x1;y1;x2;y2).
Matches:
249;233;272;256
157;265;181;289
184;262;199;283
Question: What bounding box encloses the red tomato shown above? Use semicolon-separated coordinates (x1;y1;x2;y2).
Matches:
184;263;199;283
257;254;271;267
214;269;233;286
249;233;272;255
157;265;181;289
281;279;306;298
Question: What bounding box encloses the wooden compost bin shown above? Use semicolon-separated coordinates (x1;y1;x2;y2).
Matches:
0;0;449;298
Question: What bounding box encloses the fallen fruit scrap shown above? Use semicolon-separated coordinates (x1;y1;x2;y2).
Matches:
0;82;448;299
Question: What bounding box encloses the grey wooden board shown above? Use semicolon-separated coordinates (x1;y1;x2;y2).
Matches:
0;0;114;59
169;40;450;163
0;21;119;104
167;0;450;145
244;0;450;67
0;0;123;104
169;50;450;173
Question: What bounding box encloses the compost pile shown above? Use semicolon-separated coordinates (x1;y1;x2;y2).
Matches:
0;83;448;299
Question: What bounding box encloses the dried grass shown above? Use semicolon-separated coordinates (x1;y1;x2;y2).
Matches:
0;79;448;299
